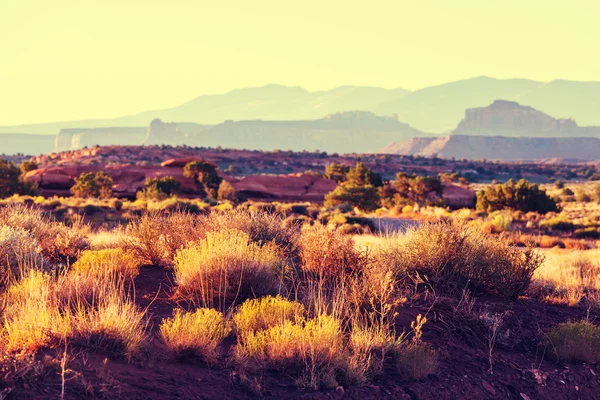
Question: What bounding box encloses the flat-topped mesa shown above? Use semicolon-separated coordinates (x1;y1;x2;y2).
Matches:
382;135;600;162
143;119;187;146
454;100;583;137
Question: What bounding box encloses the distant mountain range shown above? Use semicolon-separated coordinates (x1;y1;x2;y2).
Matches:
383;100;600;161
1;76;600;135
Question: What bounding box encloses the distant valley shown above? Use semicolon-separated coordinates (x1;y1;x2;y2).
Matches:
2;76;600;161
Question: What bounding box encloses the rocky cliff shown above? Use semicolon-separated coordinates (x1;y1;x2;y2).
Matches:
382;135;600;162
454;100;600;137
55;127;147;152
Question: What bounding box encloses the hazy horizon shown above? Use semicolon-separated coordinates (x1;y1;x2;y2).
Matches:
2;0;600;126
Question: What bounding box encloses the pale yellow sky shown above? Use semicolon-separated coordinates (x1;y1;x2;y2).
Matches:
1;0;598;125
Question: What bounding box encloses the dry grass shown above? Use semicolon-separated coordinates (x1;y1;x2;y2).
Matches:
298;224;361;279
72;292;148;358
160;308;231;362
1;269;147;358
378;221;544;298
71;249;139;281
173;229;285;308
0;225;44;280
123;211;202;267
234;314;344;389
2;270;72;353
201;209;300;259
233;296;305;335
532;249;600;305
0;204;89;265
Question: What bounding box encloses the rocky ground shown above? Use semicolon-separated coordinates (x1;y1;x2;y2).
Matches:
5;265;599;400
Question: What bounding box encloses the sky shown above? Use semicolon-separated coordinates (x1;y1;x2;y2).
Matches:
1;0;599;125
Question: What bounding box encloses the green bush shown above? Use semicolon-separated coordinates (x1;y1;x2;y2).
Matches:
539;216;576;232
71;171;114;199
137;176;181;200
548;321;600;363
476;179;558;214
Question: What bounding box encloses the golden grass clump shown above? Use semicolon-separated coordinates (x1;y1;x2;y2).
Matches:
234;314;344;389
344;321;398;384
1;270;147;358
72;248;139;281
123;211;202;267
73;293;148;358
393;315;438;381
2;270;72;353
88;229;127;250
548;321;600;363
173;229;285;307
0;204;89;264
160;308;231;362
385;221;543;298
201;209;300;259
0;225;44;280
233;296;305;335
298;224;361;278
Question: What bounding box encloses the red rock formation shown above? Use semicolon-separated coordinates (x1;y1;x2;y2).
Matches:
232;173;337;202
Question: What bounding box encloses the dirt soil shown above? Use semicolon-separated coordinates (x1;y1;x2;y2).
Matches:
6;266;600;400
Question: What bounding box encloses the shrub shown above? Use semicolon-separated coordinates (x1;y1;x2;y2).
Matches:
160;308;231;362
387;173;444;207
574;227;600;239
124;211;201;267
548;321;600;363
73;293;148;358
2;270;71;353
540;216;576;232
324;184;380;212
71;171;113;199
298;224;361;279
0;204;89;265
345;322;398;384
72;249;139;281
0;225;44;279
476;179;559;214
137;176;181;201
394;341;438;380
233;296;305;335
183;161;222;199
2;270;147;358
201;209;299;260
489;213;513;233
234;314;344;389
173;229;285;306
217;180;242;202
0;159;37;198
389;221;544;298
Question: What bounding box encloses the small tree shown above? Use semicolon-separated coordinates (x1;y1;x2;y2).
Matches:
0;159;32;198
71;171;114;199
476;179;558;214
137;176;181;200
217;180;244;202
183;161;222;199
324;163;350;183
324;184;380;212
324;162;382;211
345;162;383;187
20;160;38;175
389;173;444;206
